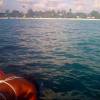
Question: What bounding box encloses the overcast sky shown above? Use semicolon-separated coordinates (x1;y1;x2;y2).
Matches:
0;0;100;12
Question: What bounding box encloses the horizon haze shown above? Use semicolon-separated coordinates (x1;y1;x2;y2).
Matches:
0;0;100;12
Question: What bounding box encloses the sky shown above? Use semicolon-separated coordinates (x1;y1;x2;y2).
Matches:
0;0;100;12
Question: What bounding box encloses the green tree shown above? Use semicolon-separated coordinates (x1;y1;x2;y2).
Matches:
67;8;74;18
90;11;100;19
75;12;87;18
26;9;34;17
11;10;23;17
5;10;10;17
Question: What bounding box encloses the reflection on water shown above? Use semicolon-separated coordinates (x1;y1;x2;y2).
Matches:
0;19;100;100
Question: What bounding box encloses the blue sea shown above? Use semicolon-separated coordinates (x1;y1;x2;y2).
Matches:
0;19;100;100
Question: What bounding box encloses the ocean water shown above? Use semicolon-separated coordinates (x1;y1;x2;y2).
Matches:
0;19;100;100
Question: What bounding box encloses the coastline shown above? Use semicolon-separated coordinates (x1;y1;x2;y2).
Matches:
0;17;100;20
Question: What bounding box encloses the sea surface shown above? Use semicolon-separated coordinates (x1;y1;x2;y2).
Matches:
0;19;100;100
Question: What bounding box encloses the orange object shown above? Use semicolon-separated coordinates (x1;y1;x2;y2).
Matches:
0;74;37;100
0;70;5;77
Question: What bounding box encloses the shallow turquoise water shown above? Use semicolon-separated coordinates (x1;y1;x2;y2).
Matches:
0;19;100;100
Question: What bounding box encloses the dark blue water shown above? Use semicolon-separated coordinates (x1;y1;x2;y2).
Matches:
0;19;100;100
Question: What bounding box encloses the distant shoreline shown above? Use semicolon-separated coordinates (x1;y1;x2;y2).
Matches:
0;17;100;20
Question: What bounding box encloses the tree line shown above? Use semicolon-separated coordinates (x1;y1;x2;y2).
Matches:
0;9;100;19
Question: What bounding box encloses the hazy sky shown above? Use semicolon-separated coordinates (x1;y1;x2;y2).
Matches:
0;0;100;12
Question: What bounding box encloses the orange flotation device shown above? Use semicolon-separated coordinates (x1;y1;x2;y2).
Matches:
0;71;37;100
